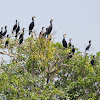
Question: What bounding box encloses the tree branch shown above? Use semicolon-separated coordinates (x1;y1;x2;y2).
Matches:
0;51;17;61
46;53;72;83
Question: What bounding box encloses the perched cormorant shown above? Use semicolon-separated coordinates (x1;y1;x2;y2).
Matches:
2;26;7;36
12;20;17;33
19;28;25;45
68;38;72;48
29;17;35;35
5;34;9;48
91;55;95;66
15;22;20;38
0;27;3;38
45;19;53;36
85;40;91;52
19;37;23;45
62;34;67;48
72;45;75;54
39;27;45;39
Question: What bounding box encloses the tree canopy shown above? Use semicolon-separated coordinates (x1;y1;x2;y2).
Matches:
0;33;100;100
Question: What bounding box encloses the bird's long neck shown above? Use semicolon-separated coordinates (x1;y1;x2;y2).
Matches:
16;21;17;25
16;21;17;28
32;19;34;22
50;22;52;27
1;28;3;32
63;36;65;40
5;27;6;30
89;42;91;46
42;28;44;33
69;40;71;43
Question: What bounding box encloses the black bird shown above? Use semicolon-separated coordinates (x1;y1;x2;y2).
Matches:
19;28;25;39
15;22;20;38
2;26;7;36
67;52;72;59
91;55;95;66
12;20;17;33
45;19;53;36
72;45;75;54
68;38;72;48
85;40;91;52
39;27;45;39
0;27;3;38
29;17;35;35
62;34;67;48
5;34;9;48
19;28;25;45
19;38;23;45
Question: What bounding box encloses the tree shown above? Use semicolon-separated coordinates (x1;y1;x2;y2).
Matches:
0;33;100;100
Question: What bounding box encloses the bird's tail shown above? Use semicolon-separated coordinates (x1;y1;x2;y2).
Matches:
15;34;17;38
29;30;32;35
12;30;13;33
29;32;31;35
4;45;6;48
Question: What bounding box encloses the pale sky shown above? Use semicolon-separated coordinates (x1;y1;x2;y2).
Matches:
0;0;100;61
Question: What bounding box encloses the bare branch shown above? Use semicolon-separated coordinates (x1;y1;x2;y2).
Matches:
0;51;17;61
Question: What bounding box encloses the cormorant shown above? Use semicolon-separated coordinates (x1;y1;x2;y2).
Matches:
72;45;75;54
29;17;35;35
19;37;23;45
0;27;3;38
19;28;25;45
12;20;17;33
15;22;20;38
85;40;91;52
45;19;53;36
62;34;67;48
91;55;95;66
39;27;45;39
5;34;9;48
68;38;72;48
2;26;7;36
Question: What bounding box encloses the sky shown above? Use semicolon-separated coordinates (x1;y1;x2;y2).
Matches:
0;0;100;61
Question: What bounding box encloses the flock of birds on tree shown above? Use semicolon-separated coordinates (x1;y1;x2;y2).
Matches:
0;17;95;66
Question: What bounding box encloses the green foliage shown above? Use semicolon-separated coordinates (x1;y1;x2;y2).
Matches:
0;35;100;100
